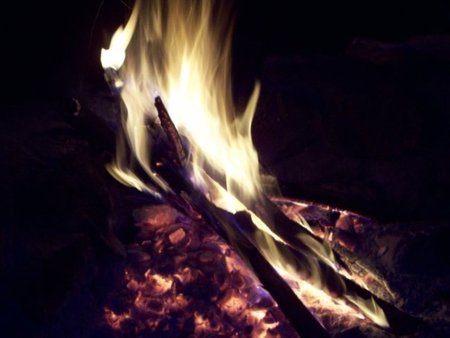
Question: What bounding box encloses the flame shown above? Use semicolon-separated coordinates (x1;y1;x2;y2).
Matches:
102;0;389;331
103;0;261;202
100;0;140;70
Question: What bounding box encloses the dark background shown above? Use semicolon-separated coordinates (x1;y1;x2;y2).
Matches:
3;0;450;102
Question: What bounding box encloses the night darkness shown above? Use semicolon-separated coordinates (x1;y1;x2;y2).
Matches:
4;1;450;102
1;0;450;337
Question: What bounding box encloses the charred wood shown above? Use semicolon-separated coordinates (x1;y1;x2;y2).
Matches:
154;96;187;167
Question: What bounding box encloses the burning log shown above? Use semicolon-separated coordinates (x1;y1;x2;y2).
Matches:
232;202;420;335
273;198;399;304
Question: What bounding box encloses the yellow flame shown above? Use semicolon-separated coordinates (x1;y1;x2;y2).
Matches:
103;0;261;203
100;0;140;70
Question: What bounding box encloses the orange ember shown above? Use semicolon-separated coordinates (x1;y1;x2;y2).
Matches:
103;204;299;337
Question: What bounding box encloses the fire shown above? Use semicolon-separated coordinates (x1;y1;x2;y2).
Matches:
101;0;389;333
101;0;261;203
100;0;138;71
278;273;370;333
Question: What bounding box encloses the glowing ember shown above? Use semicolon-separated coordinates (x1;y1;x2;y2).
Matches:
168;227;186;245
104;308;132;331
218;289;247;315
103;204;299;337
144;271;174;295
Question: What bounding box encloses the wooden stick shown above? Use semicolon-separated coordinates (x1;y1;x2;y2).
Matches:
154;96;186;167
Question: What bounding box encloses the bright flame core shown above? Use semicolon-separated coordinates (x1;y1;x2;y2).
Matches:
104;0;262;202
101;0;140;70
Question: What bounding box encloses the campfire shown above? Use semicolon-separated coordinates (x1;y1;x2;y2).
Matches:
62;0;423;336
4;0;450;337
